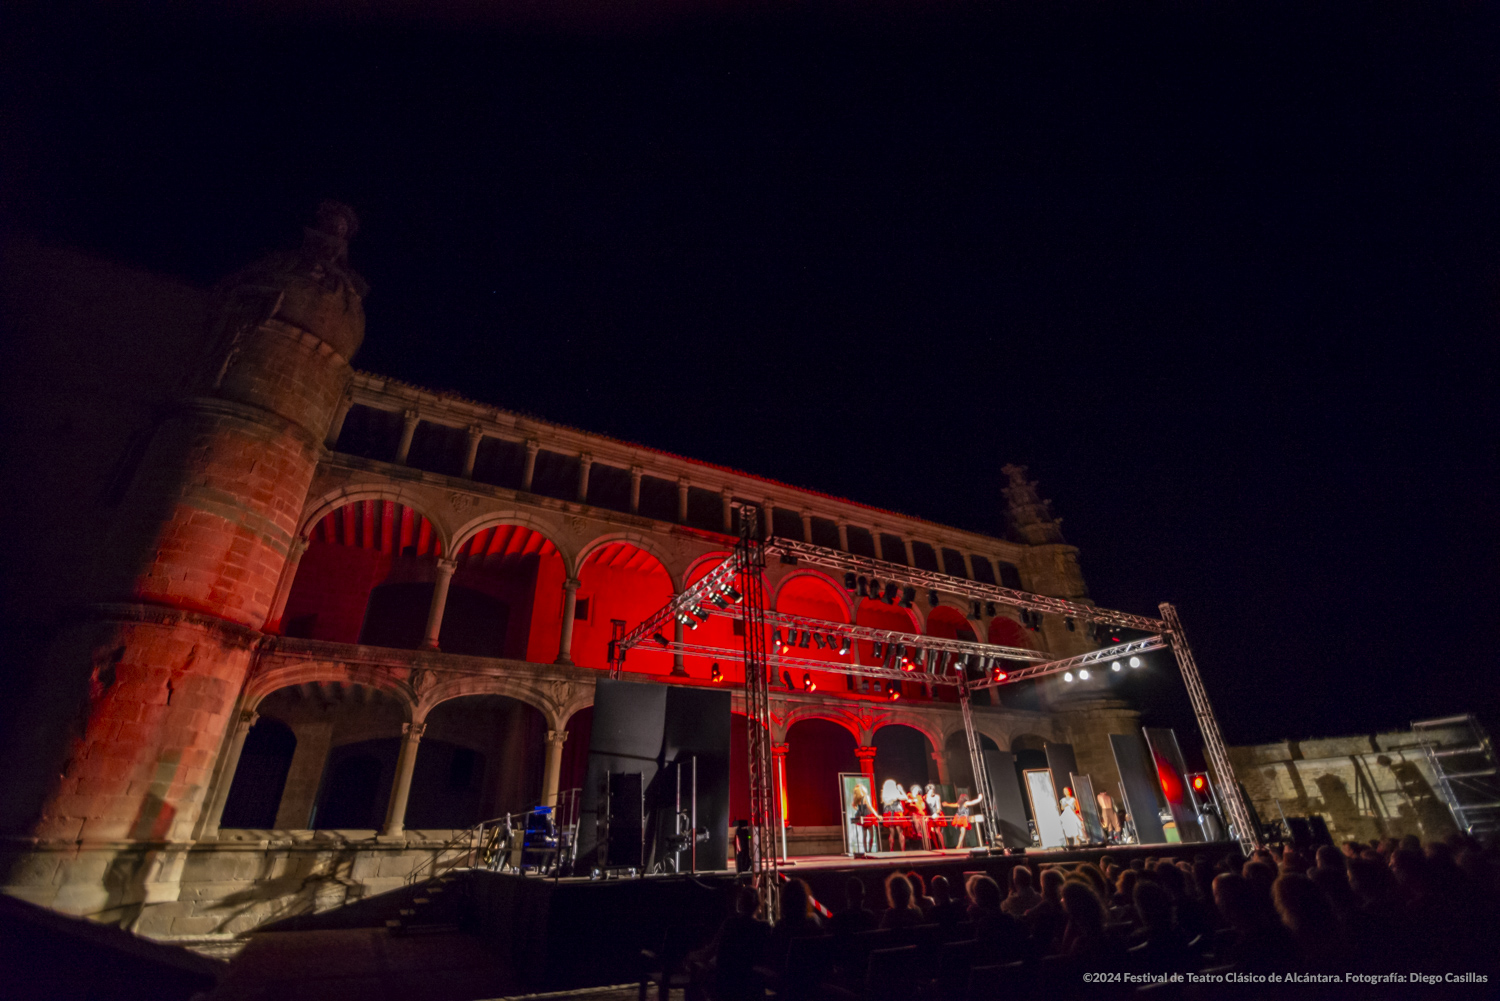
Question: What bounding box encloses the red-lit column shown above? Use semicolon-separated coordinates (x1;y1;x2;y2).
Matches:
394;409;419;465
837;521;849;551
420;558;458;650
721;487;733;534
871;528;884;561
855;745;877;784
677;477;690;523
763;498;775;539
263;536;308;634
555;577;580;665
521;439;540;492
800;511;813;544
577;453;592;502
461;425;483;478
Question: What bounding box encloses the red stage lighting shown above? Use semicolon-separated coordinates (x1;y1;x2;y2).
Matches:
802;672;816;692
993;669;1008;682
1192;775;1207;792
887;687;901;701
710;662;723;682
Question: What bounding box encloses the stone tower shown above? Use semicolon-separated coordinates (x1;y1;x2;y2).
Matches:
5;206;364;908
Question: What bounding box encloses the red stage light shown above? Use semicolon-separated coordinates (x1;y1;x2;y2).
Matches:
1192;775;1206;791
993;669;1008;682
888;687;901;701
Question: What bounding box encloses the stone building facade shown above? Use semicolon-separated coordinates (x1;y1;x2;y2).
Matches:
0;210;1141;941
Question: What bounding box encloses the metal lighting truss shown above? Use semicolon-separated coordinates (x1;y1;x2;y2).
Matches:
613;532;1260;855
735;506;779;920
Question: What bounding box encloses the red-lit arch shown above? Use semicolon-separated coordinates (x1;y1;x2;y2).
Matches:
450;524;567;663
280;500;445;646
574;542;674;675
774;572;854;695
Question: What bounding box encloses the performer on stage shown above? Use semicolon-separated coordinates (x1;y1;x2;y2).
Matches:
1096;789;1120;840
923;783;944;847
906;784;930;850
1058;786;1085;847
948;789;983;848
848;782;876;854
880;779;906;851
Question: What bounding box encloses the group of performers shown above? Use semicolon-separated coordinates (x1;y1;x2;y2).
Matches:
846;779;984;854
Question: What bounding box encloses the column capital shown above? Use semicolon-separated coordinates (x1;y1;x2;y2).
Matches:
579;451;593;467
402;721;427;740
854;745;877;760
288;535;309;558
772;742;790;758
402;408;419;423
720;485;734;498
524;438;541;455
237;709;260;729
563;576;581;592
545;729;569;747
466;423;484;440
631;465;644;478
435;557;458;575
677;476;691;488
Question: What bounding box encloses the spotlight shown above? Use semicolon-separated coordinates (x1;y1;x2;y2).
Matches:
772;628;784;651
826;633;838;650
812;632;826;650
883;583;898;604
1129;656;1142;668
895;643;906;664
798;630;811;648
869;578;880;599
802;672;816;692
1063;671;1075;683
693;606;712;623
970;601;983;620
844;572;857;591
900;586;916;608
993;668;1008;682
652;631;670;647
1111;661;1122;672
871;641;884;658
709;595;729;610
1078;668;1090;680
857;576;869;598
985;602;996;617
887;687;901;701
782;670;795;690
927;589;939;607
710;662;723;682
725;587;743;604
837;636;851;656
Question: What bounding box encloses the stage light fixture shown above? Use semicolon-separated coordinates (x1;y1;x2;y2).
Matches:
726;587;743;604
812;632;825;649
1111;661;1122;672
993;668;1008;682
798;629;811;648
782;670;796;689
857;576;869;597
837;636;851;656
970;601;983;620
802;672;816;692
1065;617;1075;632
771;629;786;652
1063;671;1075;683
927;589;939;607
901;586;916;608
871;641;884;659
1129;656;1141;668
887;687;901;701
652;631;670;647
709;595;729;610
986;602;996;617
844;572;857;591
710;662;723;682
1078;668;1090;680
883;583;899;604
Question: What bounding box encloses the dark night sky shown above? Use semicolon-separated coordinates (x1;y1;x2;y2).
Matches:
4;1;1497;750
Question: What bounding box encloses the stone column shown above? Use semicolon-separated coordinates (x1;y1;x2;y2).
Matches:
629;466;643;514
971;554;992;584
420;558;458;650
677;477;690;523
199;710;258;840
721;487;734;534
273;720;334;829
671;606;687;676
555;577;580;665
855;745;877;784
577;453;593;502
871;528;884;561
763;499;776;539
382;721;426;837
903;539;916;566
931;750;951;785
961;553;975;580
542;729;568;807
521;439;540;492
324;392;354;448
263;536;308;633
800;511;813;544
461;425;483;478
836;521;849;552
394;409;419;465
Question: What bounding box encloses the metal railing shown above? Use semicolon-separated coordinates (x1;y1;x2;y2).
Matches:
404;787;583;885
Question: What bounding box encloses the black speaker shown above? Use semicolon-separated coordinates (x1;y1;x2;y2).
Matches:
607;772;643;869
1284;815;1313;849
1307;814;1333;847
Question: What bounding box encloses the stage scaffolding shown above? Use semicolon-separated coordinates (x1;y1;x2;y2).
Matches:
611;510;1259;864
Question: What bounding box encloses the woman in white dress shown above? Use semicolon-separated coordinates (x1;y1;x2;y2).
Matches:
1058;786;1084;847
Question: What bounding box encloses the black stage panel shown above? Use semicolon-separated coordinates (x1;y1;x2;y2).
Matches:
1110;732;1167;845
577;679;730;871
982;749;1030;849
1044;741;1080;805
1144;727;1204;843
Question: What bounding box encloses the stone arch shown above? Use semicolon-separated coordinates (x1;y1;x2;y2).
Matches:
773;569;855;622
780;704;862;740
244;663;415;720
450;510;577;577
418;674;591;732
575;540;676;675
784;717;858;826
1011;732;1049;753
412;693;549;825
577;532;684;592
299;485;451;554
445;520;571;664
